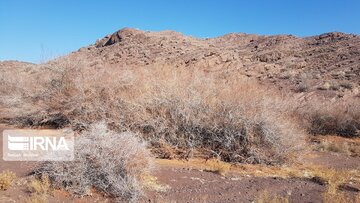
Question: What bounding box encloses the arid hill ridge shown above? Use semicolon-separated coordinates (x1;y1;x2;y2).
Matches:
2;28;360;98
57;28;358;98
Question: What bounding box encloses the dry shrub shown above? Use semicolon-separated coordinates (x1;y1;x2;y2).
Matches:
0;170;17;191
130;66;305;164
33;122;152;201
297;97;360;137
0;63;56;120
1;61;305;164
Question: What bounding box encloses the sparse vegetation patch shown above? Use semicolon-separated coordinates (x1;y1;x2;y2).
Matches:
33;122;152;201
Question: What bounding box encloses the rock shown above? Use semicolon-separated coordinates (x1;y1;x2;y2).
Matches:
96;28;143;47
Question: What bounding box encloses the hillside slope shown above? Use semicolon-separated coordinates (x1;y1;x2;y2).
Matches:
57;28;360;98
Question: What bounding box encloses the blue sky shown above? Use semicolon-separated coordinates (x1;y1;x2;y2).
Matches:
1;0;359;63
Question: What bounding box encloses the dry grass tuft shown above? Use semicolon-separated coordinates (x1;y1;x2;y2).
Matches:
307;165;360;203
309;168;350;190
256;190;289;203
0;170;17;191
312;136;360;157
26;176;50;203
203;159;231;176
318;140;351;154
322;190;359;203
26;195;48;203
141;173;170;192
28;176;51;194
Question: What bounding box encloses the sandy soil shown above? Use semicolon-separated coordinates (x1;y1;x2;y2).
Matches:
302;151;360;170
0;125;36;176
145;165;326;203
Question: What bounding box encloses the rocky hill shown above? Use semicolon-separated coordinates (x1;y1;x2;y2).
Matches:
1;28;359;99
55;28;360;98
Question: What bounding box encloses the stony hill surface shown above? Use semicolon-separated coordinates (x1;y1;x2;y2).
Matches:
58;28;360;98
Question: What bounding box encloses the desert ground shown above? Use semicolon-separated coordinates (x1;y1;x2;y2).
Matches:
0;28;360;202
